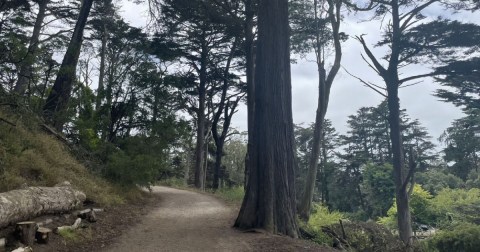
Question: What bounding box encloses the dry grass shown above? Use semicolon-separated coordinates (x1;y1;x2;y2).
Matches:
0;107;125;206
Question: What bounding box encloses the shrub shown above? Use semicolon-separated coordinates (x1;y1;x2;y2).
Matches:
213;186;245;204
304;204;345;245
378;185;434;229
429;188;480;228
423;224;480;252
330;221;405;252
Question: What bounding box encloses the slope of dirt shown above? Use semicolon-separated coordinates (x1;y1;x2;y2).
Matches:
101;186;333;252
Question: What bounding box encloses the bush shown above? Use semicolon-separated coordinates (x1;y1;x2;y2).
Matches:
213;186;245;204
429;188;480;228
378;185;434;229
423;224;480;252
105;150;160;188
330;221;405;252
304;204;345;245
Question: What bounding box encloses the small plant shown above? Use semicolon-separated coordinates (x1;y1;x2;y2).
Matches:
57;229;78;242
214;186;244;204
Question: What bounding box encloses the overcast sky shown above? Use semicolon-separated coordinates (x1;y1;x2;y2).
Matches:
119;1;479;147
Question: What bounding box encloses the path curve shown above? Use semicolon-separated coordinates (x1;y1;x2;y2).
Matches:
102;186;252;252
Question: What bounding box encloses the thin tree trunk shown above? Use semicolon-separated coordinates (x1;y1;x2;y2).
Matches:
96;23;107;110
213;142;223;189
234;0;298;237
14;0;49;95
194;39;208;190
388;0;413;246
298;0;342;220
387;83;413;246
43;0;94;130
298;65;326;220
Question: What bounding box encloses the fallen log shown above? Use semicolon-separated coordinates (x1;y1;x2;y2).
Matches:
0;182;86;228
15;222;37;246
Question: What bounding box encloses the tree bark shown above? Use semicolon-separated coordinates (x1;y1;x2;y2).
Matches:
96;23;107;110
0;183;86;228
14;0;49;95
244;0;255;189
194;37;208;190
43;0;94;131
388;0;413;246
234;0;298;237
15;222;37;246
387;82;413;246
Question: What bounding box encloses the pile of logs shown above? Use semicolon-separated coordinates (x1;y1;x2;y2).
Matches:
0;182;106;251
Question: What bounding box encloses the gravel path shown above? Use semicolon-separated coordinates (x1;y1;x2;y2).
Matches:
102;186;252;252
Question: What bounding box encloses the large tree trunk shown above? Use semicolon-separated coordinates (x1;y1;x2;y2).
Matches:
194;39;208;190
43;0;94;131
0;183;86;228
234;0;298;237
14;0;49;95
244;0;255;188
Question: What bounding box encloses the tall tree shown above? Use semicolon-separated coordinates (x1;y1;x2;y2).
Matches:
234;0;298;237
160;0;237;189
13;0;50;95
439;110;480;180
290;0;345;220
43;0;94;130
348;0;478;246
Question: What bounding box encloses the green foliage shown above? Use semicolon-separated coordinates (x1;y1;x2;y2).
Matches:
213;186;245;204
331;222;405;252
416;170;464;195
57;229;78;241
378;185;433;228
423;223;480;252
379;185;480;230
105;145;164;187
0;106;123;205
362;163;395;218
160;177;186;188
439;110;480;180
222;138;247;186
305;204;345;245
429;188;480;228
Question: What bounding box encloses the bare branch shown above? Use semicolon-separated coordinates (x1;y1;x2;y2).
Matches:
398;72;439;85
356;35;387;78
342;66;387;97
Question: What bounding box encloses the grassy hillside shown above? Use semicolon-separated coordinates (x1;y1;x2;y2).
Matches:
0;105;128;206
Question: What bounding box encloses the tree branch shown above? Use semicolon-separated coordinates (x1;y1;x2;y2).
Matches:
356;35;387;78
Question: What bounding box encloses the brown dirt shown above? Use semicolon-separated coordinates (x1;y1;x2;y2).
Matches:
2;186;334;252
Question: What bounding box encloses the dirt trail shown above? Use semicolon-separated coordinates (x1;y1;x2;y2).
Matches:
102;186;253;252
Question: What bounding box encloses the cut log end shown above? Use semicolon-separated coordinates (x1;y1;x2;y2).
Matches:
15;222;37;247
0;237;5;252
35;227;52;244
77;209;97;223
